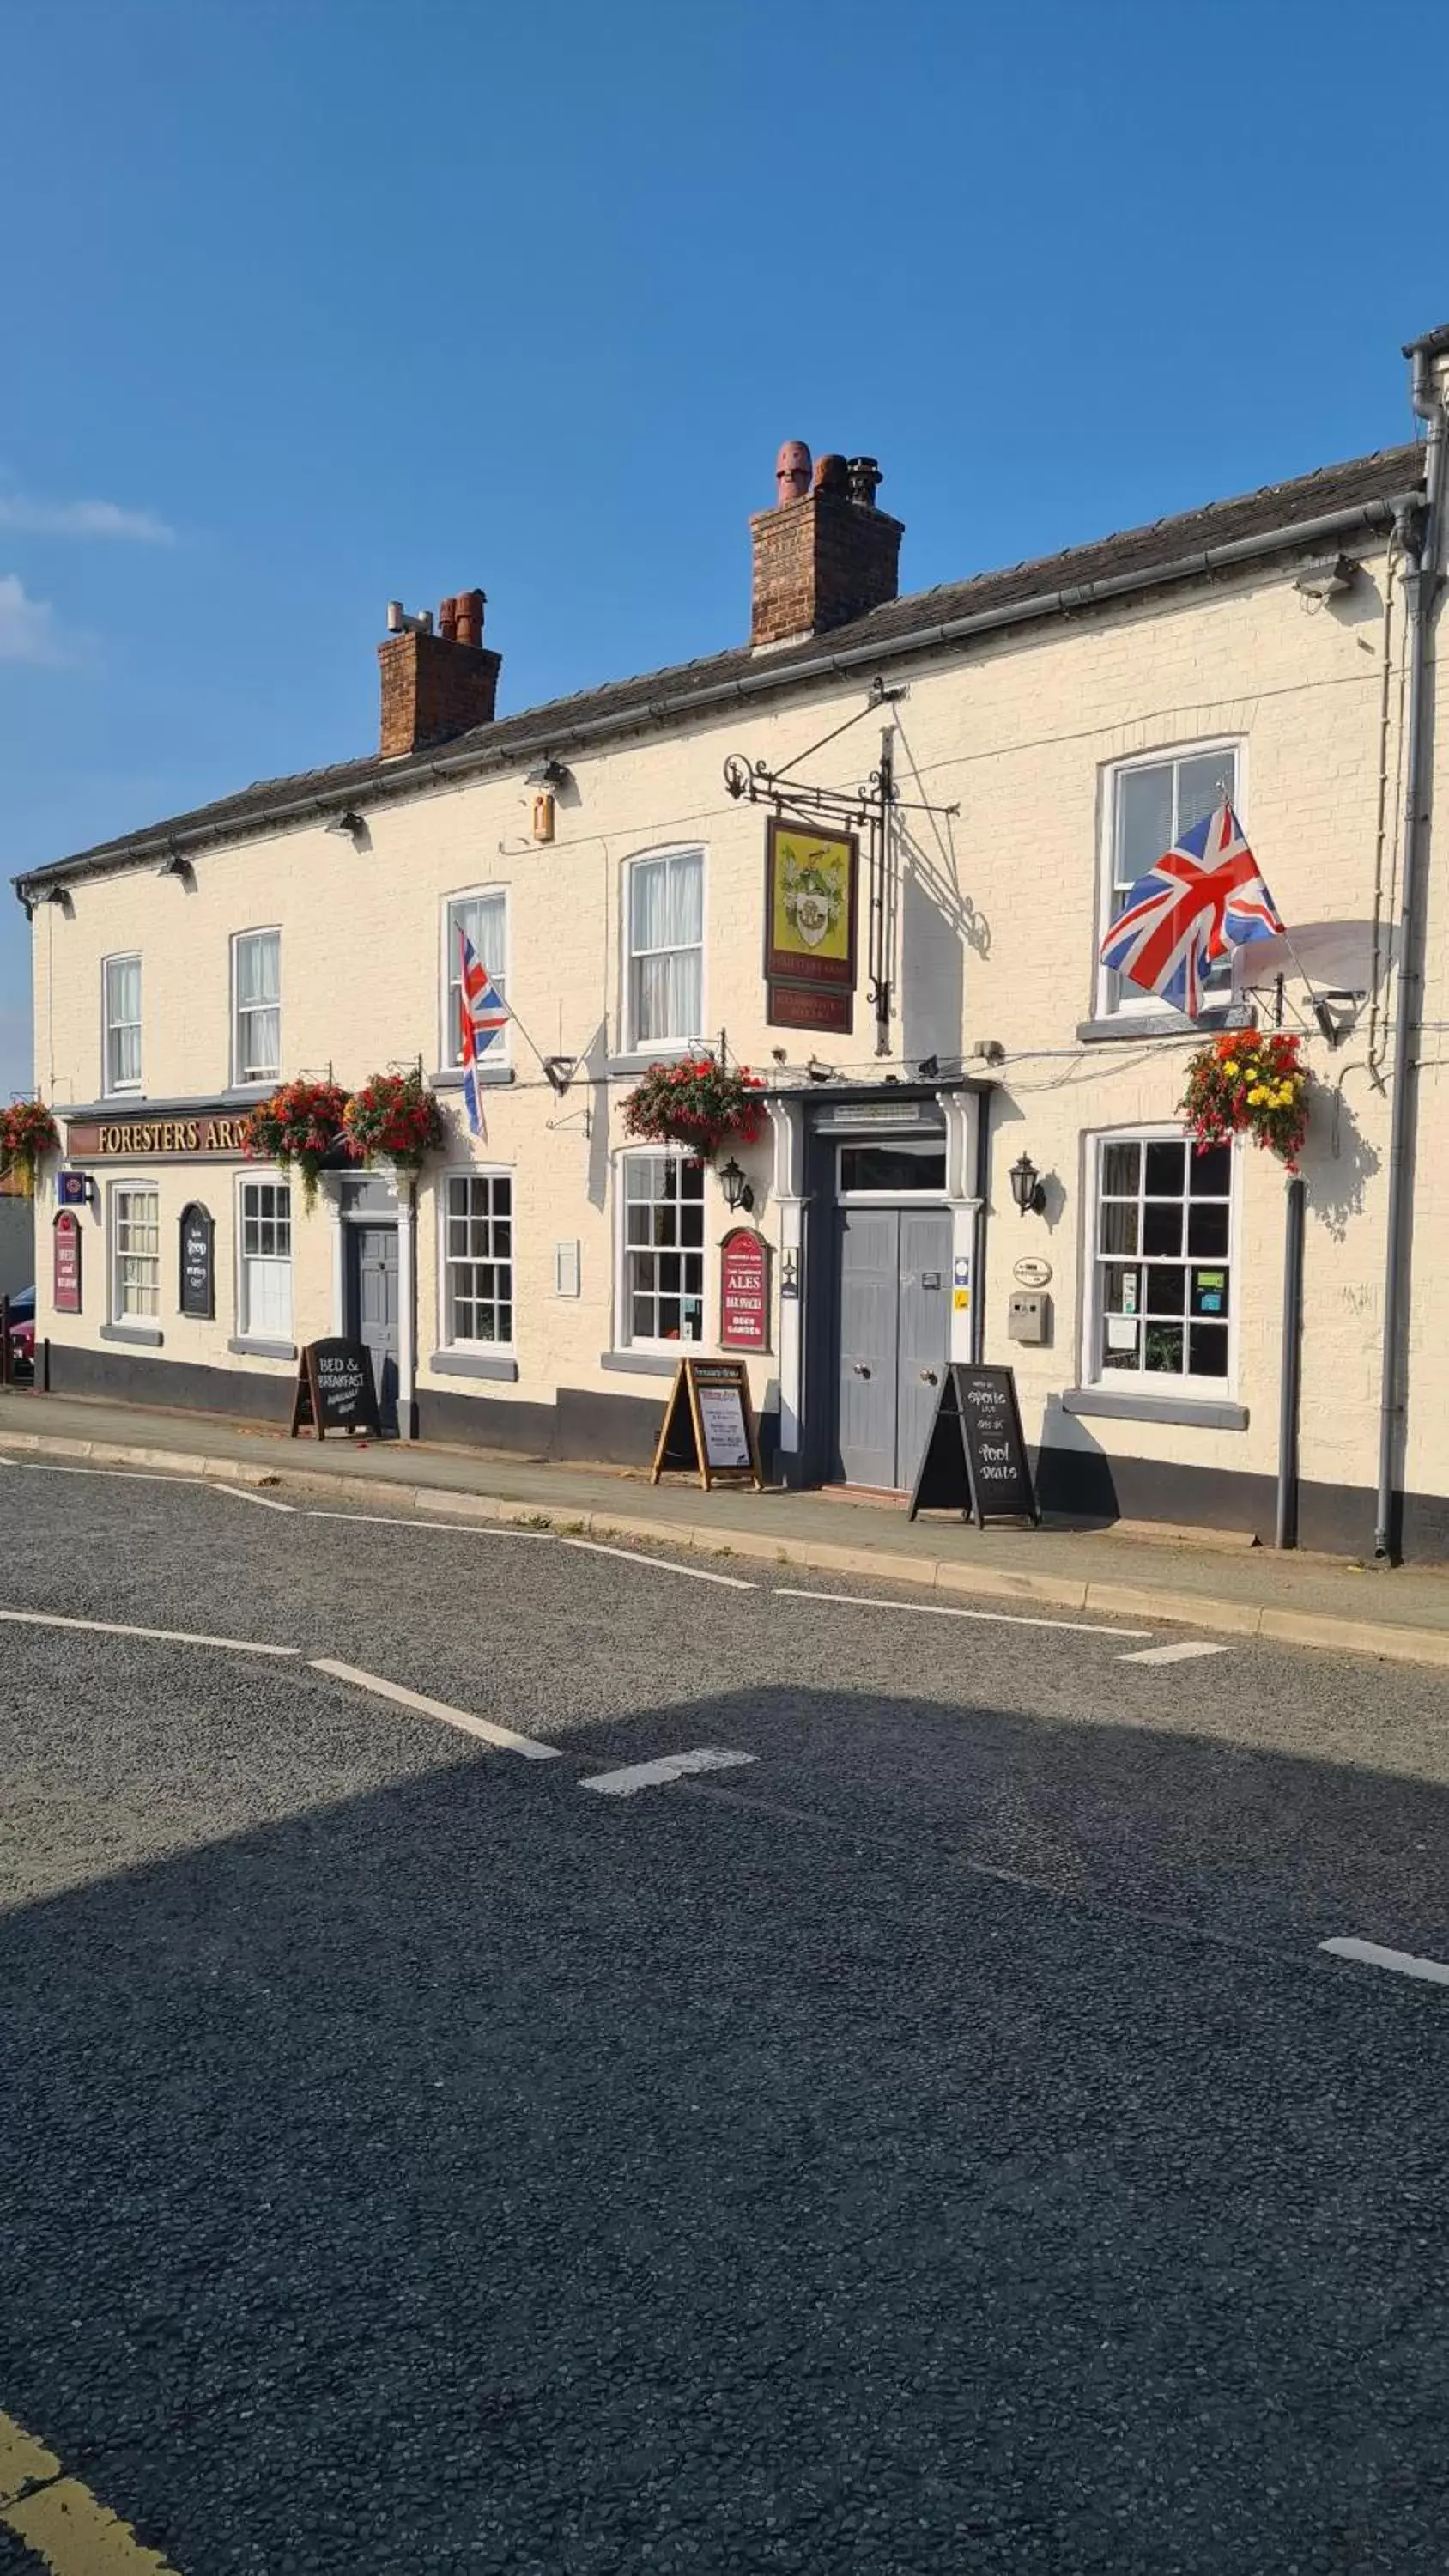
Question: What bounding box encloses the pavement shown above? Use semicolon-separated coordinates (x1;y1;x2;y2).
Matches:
3;1385;1449;1666
3;1461;1449;2573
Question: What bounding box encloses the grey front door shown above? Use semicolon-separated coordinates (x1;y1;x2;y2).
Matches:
348;1224;399;1435
834;1206;952;1490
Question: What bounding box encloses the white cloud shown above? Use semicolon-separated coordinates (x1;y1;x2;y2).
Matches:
0;493;175;544
0;574;67;666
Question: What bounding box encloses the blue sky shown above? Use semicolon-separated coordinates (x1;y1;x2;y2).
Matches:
3;0;1448;1099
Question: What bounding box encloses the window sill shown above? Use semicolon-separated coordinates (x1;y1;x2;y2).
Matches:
100;1321;163;1347
430;1066;515;1091
227;1336;297;1362
600;1349;685;1376
607;1046;705;1077
1076;1005;1254;1046
225;1083;280;1102
428;1349;519;1382
1061;1386;1248;1431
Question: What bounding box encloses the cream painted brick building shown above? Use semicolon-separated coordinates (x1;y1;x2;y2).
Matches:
16;346;1449;1558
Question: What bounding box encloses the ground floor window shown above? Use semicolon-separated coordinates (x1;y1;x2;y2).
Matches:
1089;1133;1233;1383
621;1152;704;1346
111;1185;159;1320
443;1170;513;1346
239;1178;292;1339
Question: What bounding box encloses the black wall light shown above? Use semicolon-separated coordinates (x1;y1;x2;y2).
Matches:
1009;1151;1046;1216
719;1157;755;1215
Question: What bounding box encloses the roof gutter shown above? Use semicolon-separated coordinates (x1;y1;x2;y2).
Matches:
14;489;1411;901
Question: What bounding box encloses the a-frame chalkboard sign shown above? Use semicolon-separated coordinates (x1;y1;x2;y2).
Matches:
290;1337;383;1441
650;1356;763;1493
907;1363;1040;1529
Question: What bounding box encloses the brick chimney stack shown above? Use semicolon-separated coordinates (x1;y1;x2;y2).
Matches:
378;587;500;757
749;445;903;651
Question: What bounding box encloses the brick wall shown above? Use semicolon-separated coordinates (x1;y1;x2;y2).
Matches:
378;631;501;757
750;493;904;647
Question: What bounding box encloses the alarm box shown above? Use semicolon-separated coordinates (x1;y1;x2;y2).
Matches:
1007;1291;1050;1346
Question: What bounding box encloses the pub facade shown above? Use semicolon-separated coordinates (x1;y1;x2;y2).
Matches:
16;331;1449;1557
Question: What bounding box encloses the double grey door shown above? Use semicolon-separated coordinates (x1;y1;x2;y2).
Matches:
347;1223;399;1435
834;1207;952;1490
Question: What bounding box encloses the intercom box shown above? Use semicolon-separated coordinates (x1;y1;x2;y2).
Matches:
1007;1291;1050;1345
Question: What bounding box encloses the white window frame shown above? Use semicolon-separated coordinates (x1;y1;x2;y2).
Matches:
1095;738;1244;1019
109;1181;160;1322
102;951;142;1097
231;927;282;1090
615;1147;707;1352
439;1165;516;1352
235;1174;294;1341
622;846;706;1054
1081;1125;1238;1397
441;886;510;1072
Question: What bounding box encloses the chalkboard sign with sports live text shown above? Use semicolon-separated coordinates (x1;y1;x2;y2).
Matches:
290;1337;382;1441
907;1363;1039;1528
650;1356;763;1493
179;1203;215;1320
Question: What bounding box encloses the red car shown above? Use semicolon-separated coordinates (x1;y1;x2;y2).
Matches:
5;1285;34;1382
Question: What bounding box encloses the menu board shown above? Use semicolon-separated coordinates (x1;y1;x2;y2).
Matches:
908;1364;1039;1528
179;1203;214;1320
651;1357;763;1492
291;1337;382;1441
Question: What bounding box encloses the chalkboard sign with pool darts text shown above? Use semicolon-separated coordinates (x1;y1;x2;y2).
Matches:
907;1363;1039;1529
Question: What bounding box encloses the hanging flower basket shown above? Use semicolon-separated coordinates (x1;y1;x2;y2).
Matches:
0;1099;59;1199
1180;1030;1310;1173
343;1070;447;1174
241;1078;351;1212
621;1059;765;1161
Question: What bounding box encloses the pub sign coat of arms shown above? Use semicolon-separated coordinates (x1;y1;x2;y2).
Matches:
763;818;858;1030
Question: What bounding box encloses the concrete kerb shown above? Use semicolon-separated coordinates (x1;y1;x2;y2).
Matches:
3;1424;1449;1668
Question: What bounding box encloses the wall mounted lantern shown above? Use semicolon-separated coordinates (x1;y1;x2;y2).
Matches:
719;1157;755;1216
1009;1151;1046;1217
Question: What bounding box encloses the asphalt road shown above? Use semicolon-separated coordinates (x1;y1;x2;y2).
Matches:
3;1459;1448;2573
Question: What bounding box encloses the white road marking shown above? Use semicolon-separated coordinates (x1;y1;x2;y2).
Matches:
213;1482;295;1512
5;1460;202;1485
1319;1936;1449;1987
558;1536;756;1589
1117;1639;1229;1665
306;1509;543;1540
0;1605;297;1657
579;1747;758;1797
307;1656;562;1759
773;1587;1149;1639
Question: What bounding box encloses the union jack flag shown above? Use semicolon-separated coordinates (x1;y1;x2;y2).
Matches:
458;927;509;1137
1100;803;1284;1018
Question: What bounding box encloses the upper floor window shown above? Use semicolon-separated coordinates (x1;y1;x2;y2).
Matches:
1087;1133;1234;1388
444;890;508;1067
627;848;703;1048
238;1176;292;1340
233;930;281;1087
103;954;142;1095
620;1151;704;1347
1099;745;1239;1017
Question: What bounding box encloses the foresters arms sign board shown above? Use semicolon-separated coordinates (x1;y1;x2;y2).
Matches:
764;817;858;1035
65;1111;256;1161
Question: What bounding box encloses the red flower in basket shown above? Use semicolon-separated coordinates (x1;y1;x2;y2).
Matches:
241;1079;350;1212
343;1071;447;1173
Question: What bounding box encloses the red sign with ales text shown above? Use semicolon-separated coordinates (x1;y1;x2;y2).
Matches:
719;1227;769;1352
53;1209;82;1314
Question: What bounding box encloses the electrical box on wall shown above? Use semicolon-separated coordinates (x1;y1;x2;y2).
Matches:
1007;1290;1051;1346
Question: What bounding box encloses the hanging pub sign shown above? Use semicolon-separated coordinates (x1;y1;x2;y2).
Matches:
52;1210;82;1315
650;1356;763;1493
764;817;858;1035
908;1364;1040;1529
719;1227;770;1352
179;1203;215;1319
290;1337;382;1441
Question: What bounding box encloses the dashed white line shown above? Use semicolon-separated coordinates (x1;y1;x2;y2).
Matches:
213;1482;295;1512
558;1537;756;1589
305;1509;544;1540
307;1656;562;1759
579;1747;758;1796
773;1587;1149;1638
1319;1936;1449;1987
1118;1640;1229;1665
0;1604;298;1657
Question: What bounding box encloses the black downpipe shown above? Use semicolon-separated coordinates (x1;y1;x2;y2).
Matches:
1275;1176;1306;1550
